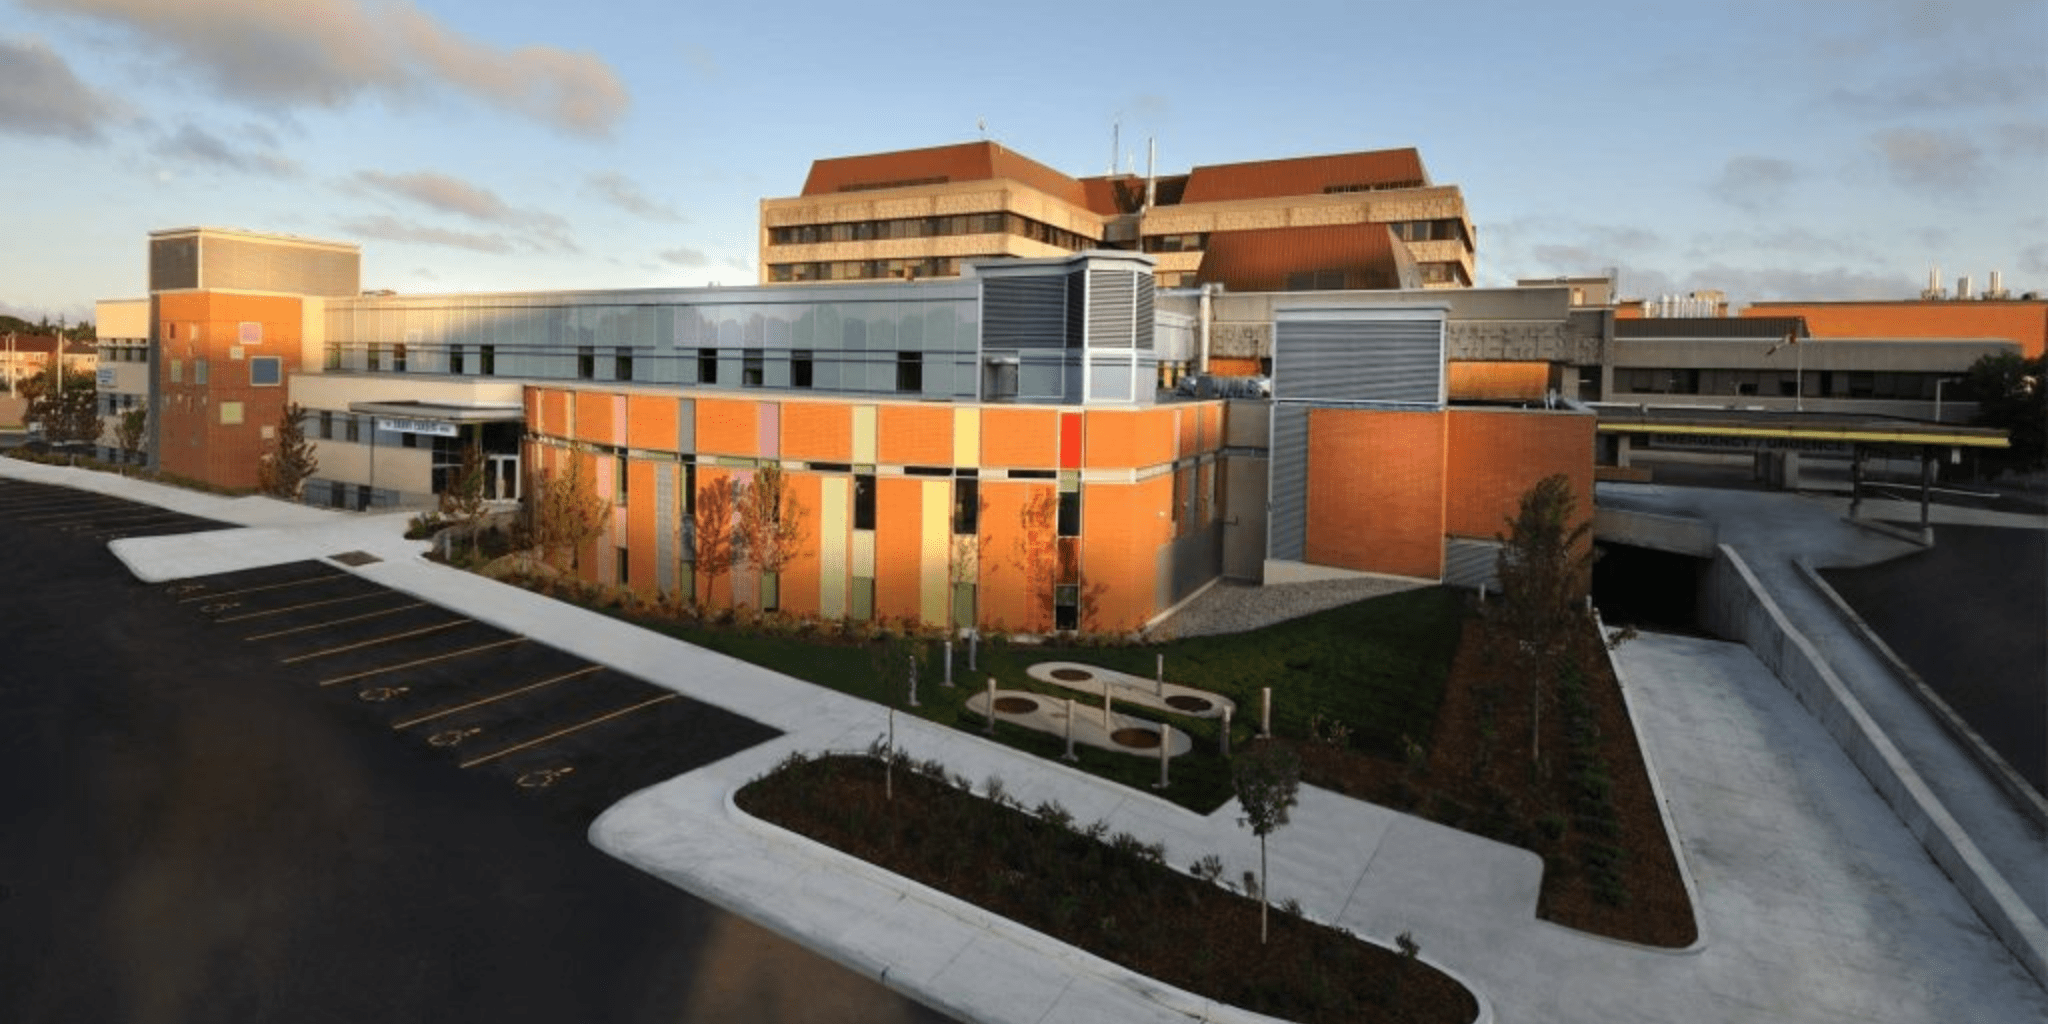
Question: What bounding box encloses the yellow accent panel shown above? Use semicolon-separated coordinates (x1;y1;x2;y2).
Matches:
851;524;875;579
921;480;950;626
853;405;877;464
953;407;981;468
820;476;848;620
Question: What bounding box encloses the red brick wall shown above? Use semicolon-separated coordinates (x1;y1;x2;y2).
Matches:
1446;409;1596;541
1304;408;1446;579
156;291;303;490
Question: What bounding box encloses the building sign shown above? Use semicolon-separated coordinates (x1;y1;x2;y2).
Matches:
377;417;458;437
96;367;117;388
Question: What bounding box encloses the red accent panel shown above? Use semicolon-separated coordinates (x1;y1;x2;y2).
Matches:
1059;412;1081;470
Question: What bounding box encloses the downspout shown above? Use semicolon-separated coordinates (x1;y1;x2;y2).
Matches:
1197;283;1213;374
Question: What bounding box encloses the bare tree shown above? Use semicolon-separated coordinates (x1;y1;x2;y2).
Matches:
736;463;810;611
692;472;742;607
257;402;318;501
1233;741;1301;945
528;457;611;570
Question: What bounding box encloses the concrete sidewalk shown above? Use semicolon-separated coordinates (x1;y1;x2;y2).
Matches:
13;456;2045;1022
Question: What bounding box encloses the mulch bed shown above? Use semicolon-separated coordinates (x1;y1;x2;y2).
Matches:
739;754;1478;1024
1297;616;1698;948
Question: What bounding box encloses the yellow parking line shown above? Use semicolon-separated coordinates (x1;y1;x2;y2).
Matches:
177;574;350;603
391;666;604;731
215;591;389;623
315;637;526;687
242;602;427;641
459;693;679;769
278;619;471;664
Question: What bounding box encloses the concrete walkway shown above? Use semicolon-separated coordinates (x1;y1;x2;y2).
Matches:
10;456;2044;1022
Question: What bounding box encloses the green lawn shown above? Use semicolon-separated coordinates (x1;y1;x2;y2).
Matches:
644;586;1466;814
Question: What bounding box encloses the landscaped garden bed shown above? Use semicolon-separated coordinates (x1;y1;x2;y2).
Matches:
738;749;1479;1024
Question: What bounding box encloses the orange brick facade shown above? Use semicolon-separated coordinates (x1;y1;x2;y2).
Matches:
1742;301;2048;358
156;292;304;490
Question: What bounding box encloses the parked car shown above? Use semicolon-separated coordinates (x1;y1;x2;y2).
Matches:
1175;373;1272;399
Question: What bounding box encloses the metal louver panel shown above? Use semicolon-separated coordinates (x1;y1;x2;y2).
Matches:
149;237;199;291
1065;269;1086;349
1134;275;1155;351
1268;404;1310;560
1088;269;1135;348
1274;310;1444;405
1443;538;1502;590
982;276;1068;350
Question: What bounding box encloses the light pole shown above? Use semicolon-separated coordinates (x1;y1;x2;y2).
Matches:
1933;377;1962;423
1766;331;1803;413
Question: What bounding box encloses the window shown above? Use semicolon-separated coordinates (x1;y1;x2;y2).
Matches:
854;473;876;530
393;343;407;372
169;358;182;383
1057;486;1080;537
615;347;633;381
743;351;764;387
615;455;628;506
367;345;381;371
219;401;243;425
324;344;340;370
616;547;630;586
450;346;466;375
683;461;696;515
194;359;209;385
346;416;360;443
480;345;496;376
318;411;333;439
577;346;595;380
896;351;922;393
698;347;718;384
250;357;282;386
1055;585;1079;632
401;432;418;449
953;478;978;535
791;349;813;388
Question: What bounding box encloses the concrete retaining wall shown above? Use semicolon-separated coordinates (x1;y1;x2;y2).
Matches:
1699;545;2048;990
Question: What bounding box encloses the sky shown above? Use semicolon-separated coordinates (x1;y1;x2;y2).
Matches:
2;0;2044;326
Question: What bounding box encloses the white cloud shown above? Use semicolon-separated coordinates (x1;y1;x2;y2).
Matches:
349;169;576;252
1708;156;1800;212
153;123;298;176
339;214;514;254
0;36;124;142
586;172;682;222
25;0;628;137
658;247;710;268
1872;127;1983;190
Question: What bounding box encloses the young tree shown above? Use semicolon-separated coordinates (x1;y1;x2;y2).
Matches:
23;368;100;443
736;463;810;611
1964;351;2044;477
437;440;488;558
691;473;742;607
257;402;318;501
115;407;147;465
1233;741;1301;945
1494;473;1593;766
528;457;611;570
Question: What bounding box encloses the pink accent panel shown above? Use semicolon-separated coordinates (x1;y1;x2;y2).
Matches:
759;402;780;458
612;395;627;445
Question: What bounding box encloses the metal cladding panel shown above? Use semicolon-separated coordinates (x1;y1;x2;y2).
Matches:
1444;538;1501;591
1088;269;1135;348
1268;404;1309;560
1274;309;1445;405
198;237;360;296
1134;275;1155;351
150;237;199;291
982;276;1068;350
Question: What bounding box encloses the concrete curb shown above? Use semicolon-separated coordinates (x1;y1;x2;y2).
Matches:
1701;544;2048;991
1794;559;2048;830
1580;611;1709;957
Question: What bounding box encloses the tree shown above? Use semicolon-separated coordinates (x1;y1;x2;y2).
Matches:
437;440;488;558
736;463;810;612
691;473;742;606
1233;741;1301;945
948;492;992;630
528;457;611;570
1494;473;1593;767
257;402;318;501
1964;352;2045;477
115;407;146;465
23;368;99;443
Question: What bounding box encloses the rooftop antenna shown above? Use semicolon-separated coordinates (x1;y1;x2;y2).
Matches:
1109;118;1120;177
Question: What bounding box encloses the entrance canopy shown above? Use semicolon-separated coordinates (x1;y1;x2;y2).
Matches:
347;399;525;431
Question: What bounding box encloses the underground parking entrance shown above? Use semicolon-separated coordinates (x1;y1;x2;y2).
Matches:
1592;541;1714;635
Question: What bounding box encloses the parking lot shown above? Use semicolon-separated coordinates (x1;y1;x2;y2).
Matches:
0;474;949;1024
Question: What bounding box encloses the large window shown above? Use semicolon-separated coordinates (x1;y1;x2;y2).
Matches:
698;347;718;384
896;351;922;393
479;345;496;376
449;345;466;375
791;349;813;388
743;351;764;387
577;346;596;380
250;356;282;386
615;347;633;382
952;477;978;535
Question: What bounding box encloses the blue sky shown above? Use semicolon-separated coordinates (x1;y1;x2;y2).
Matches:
3;0;2044;325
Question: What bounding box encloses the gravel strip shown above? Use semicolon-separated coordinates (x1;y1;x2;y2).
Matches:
1149;576;1430;639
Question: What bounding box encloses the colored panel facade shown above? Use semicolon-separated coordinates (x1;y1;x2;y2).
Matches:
783;401;852;462
626;394;678;451
695;398;758;458
1304;408;1447;579
980;408;1058;468
877;405;953;466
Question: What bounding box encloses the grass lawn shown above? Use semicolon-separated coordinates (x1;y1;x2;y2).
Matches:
639;585;1465;814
